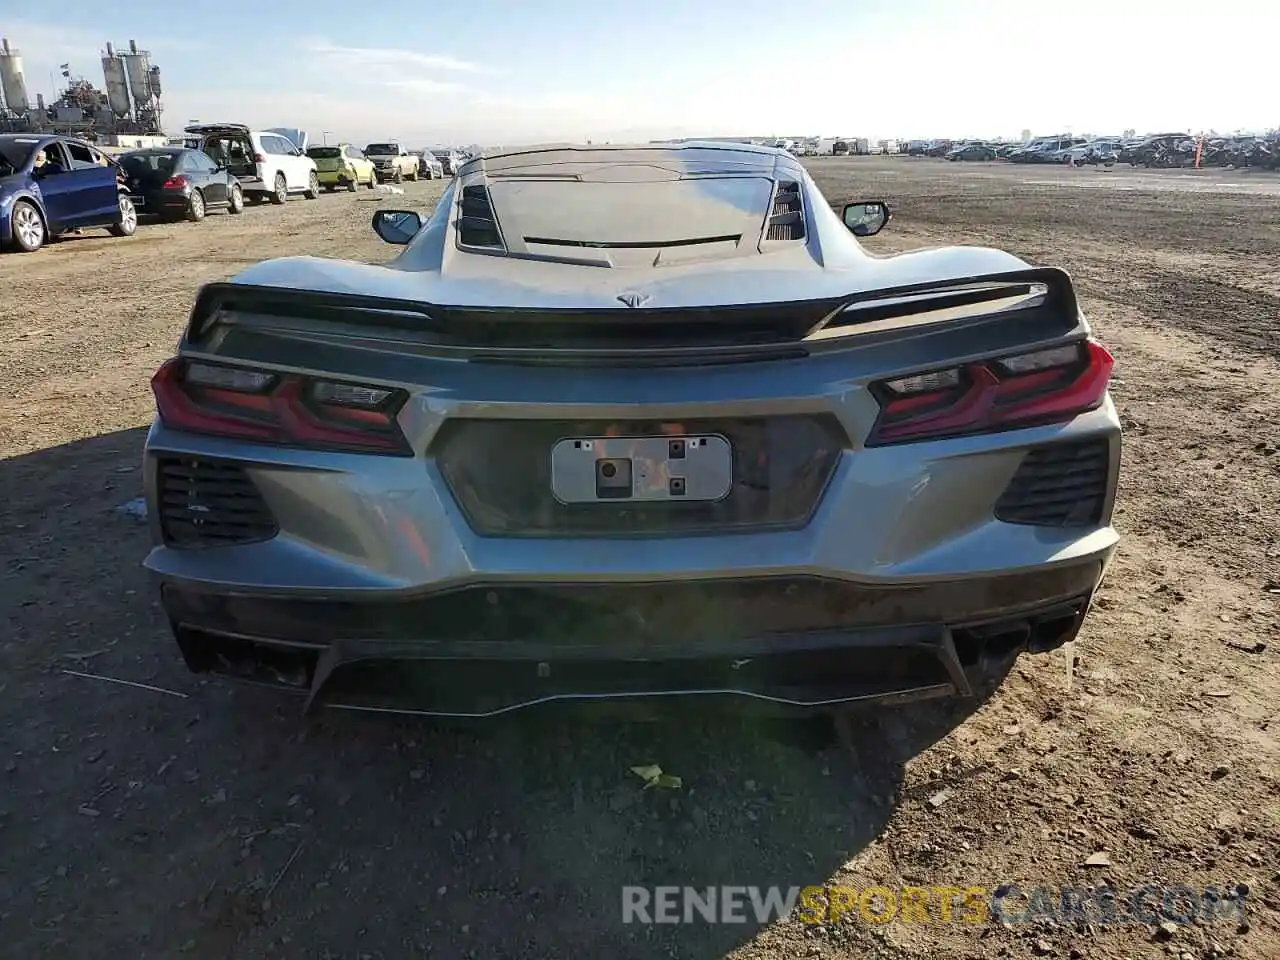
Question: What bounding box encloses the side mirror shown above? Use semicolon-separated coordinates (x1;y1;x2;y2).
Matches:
372;209;423;245
842;200;891;237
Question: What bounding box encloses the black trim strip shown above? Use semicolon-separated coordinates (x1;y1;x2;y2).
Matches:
184;266;1079;353
522;234;742;249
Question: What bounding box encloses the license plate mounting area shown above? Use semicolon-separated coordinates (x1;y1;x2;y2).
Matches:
550;435;733;503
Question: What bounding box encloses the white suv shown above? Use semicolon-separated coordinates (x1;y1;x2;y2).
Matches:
183;123;319;205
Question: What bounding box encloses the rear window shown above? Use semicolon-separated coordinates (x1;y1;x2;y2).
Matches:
121;153;176;174
484;177;776;246
366;143;399;154
307;147;341;159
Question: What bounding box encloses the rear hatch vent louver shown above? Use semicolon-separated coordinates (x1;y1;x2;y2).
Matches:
156;457;279;547
995;439;1112;528
766;180;805;241
458;184;503;249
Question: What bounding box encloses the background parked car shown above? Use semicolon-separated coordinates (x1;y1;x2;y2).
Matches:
1011;136;1089;163
1062;139;1122;166
1121;134;1194;167
364;142;419;183
431;149;462;176
1;133;136;253
184;123;319;204
409;151;444;179
947;142;998;161
119;147;245;221
306;144;377;192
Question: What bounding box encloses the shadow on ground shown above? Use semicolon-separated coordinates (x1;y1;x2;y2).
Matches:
1;429;1003;958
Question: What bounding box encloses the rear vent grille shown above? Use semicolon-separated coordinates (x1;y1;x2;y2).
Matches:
458;184;503;249
766;180;805;241
156;457;278;547
995;440;1111;527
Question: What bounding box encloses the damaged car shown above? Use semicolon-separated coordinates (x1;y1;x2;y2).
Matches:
142;143;1121;718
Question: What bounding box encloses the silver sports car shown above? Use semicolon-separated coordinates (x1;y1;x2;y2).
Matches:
142;143;1121;718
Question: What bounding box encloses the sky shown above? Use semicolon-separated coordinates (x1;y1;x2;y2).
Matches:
2;1;1274;147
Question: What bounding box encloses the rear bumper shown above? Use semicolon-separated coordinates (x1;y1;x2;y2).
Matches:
316;170;355;185
135;188;190;213
159;563;1106;717
142;344;1122;716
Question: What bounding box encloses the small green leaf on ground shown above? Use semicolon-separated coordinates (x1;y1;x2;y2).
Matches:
630;765;683;790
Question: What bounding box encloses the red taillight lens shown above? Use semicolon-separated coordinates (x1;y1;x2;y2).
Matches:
867;339;1114;445
151;359;411;455
253;153;266;164
162;174;189;189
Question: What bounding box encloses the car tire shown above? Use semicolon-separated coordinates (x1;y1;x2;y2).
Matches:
304;172;320;200
393;168;403;185
271;173;287;204
347;178;357;193
186;190;206;222
109;196;138;237
368;172;378;189
8;199;46;252
228;185;244;214
409;167;419;181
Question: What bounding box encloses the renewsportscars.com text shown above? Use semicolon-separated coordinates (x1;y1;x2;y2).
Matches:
621;884;1249;926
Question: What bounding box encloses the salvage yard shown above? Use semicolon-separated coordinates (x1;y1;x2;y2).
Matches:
1;157;1278;959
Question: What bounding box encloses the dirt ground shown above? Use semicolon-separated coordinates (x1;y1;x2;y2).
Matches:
1;158;1277;960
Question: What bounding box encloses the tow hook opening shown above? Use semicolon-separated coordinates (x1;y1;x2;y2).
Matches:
174;625;317;690
1026;607;1088;653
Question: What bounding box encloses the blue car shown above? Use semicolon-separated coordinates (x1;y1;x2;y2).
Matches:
0;134;138;253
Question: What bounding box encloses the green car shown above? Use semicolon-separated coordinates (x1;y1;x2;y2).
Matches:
305;144;377;192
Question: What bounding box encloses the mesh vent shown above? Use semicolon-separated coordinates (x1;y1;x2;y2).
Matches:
766;181;805;241
156;457;278;547
995;440;1111;527
458;184;503;249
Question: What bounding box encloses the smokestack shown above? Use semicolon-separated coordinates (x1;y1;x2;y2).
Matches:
129;40;138;54
106;42;114;57
2;39;10;55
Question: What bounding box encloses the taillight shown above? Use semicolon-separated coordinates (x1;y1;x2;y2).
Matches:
867;339;1114;445
253;153;266;164
162;174;189;189
151;359;411;455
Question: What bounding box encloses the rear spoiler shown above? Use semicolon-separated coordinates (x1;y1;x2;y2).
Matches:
816;266;1079;337
184;266;1080;359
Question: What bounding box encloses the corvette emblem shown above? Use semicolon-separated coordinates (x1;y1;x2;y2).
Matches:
617;292;652;309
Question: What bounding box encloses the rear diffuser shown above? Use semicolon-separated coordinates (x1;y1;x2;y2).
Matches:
300;624;976;719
